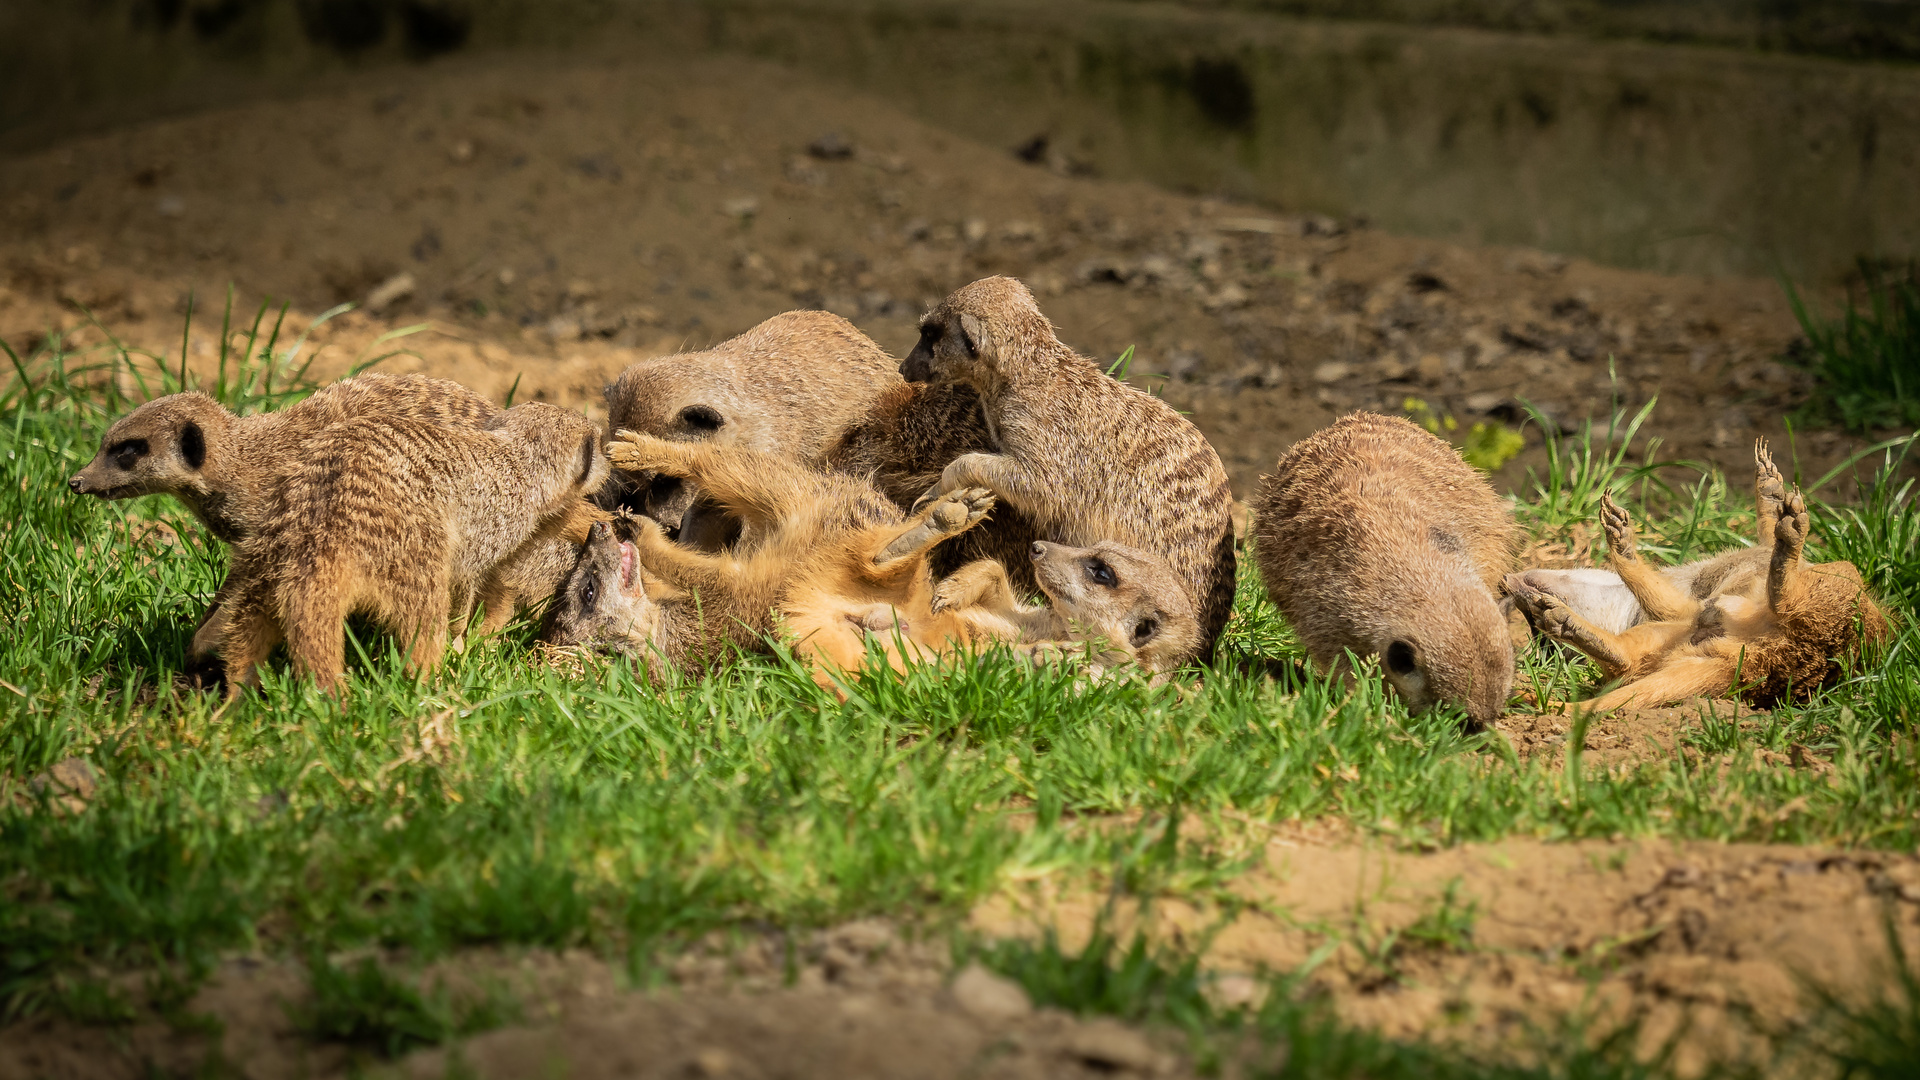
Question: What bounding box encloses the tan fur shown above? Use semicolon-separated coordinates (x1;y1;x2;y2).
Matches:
1251;412;1519;727
904;276;1236;662
603;310;901;537
542;514;711;681
218;403;607;693
822;380;1043;595
596;431;1198;688
1508;449;1890;711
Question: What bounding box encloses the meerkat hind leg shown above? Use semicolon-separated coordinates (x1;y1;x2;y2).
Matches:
1768;490;1811;611
1583;655;1736;713
1753;439;1786;551
1600;491;1697;623
875;487;995;566
931;558;1025;615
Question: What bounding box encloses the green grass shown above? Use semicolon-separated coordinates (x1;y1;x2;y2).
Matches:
1786;260;1920;433
3;319;1919;1073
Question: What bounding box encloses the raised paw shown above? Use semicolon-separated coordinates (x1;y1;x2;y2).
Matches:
1753;438;1786;511
928;487;996;533
1775;489;1810;553
1599;491;1638;561
607;430;684;475
1505;573;1579;640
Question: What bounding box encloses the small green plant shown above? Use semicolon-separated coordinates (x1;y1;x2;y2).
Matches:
1785;261;1920;433
295;952;516;1060
1402;397;1525;472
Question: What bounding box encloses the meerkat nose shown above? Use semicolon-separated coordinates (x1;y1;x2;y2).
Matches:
1030;542;1046;559
67;475;83;493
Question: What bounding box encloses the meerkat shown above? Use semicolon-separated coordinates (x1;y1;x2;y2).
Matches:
1509;440;1788;634
218;402;607;692
543;515;709;680
903;276;1236;663
604;430;1199;688
69;373;497;541
822;379;1044;595
930;540;1202;674
1507;481;1888;713
1251;412;1518;728
70;374;504;665
602;310;902;543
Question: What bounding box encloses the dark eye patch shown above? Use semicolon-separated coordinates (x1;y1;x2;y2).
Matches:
680;405;724;431
1086;559;1117;588
1385;640;1418;676
108;438;149;470
178;423;205;469
1131;617;1157;643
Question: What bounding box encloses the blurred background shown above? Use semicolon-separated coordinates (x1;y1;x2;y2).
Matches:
2;0;1915;493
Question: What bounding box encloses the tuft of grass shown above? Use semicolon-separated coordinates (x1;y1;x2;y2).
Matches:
1785;261;1920;433
1402;396;1525;472
296;951;517;1060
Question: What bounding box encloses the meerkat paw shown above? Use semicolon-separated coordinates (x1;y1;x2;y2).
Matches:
1754;438;1786;511
1506;574;1580;640
1775;489;1810;552
929;487;996;532
1599;491;1639;562
607;430;683;474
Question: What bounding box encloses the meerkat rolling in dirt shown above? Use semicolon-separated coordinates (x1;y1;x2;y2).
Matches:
217;402;607;693
902;276;1235;663
1252;412;1518;728
602;310;902;545
1509;440;1789;634
1507;470;1888;712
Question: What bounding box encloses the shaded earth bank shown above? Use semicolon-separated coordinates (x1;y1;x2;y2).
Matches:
2;49;1906;499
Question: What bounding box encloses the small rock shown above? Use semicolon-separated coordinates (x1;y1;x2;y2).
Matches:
1062;1019;1159;1072
962;218;989;244
1464;391;1505;413
364;272;416;314
721;197;760;220
951;963;1031;1021
156;195;186;218
689;1048;736;1077
1312;361;1351;384
807;132;854;160
1416;353;1449;383
448;139;474;164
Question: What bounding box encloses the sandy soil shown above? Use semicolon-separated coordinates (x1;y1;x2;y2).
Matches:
0;49;1899;498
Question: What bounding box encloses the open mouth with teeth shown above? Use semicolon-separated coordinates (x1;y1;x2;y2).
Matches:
617;540;639;593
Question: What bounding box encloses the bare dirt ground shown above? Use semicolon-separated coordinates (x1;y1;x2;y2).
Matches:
0;48;1896;498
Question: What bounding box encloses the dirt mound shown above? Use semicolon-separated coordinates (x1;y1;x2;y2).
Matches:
974;829;1920;1074
0;49;1893;496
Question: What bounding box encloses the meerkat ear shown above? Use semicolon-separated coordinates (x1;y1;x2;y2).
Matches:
575;433;602;487
178;422;206;469
957;313;985;359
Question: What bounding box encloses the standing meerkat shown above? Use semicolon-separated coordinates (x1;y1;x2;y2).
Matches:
603;310;901;543
218;402;607;692
69;373;497;541
1252;412;1518;727
903;276;1236;663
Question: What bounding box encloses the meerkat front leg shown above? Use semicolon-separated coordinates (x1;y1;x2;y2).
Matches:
1767;489;1811;612
626;514;745;596
1600;491;1698;623
1508;572;1638;677
929;452;1051;518
873;488;996;567
611;430;814;531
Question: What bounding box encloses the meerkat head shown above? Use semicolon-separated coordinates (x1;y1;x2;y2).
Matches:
488;402;609;508
902;276;1054;391
69;392;234;502
544;517;676;654
1030;540;1200;672
602;360;759;529
1373;587;1513;730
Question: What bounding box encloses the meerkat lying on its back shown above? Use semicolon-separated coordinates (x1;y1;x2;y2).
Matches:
930;540;1201;674
543;515;709;680
904;276;1236;663
603;310;901;546
219;402;607;693
1509;440;1787;635
1253;413;1518;728
1507;470;1888;712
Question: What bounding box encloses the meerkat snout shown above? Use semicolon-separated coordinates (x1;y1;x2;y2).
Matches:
902;309;985;383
